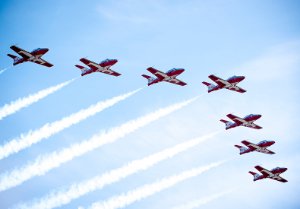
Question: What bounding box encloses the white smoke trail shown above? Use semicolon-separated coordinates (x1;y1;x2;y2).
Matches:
171;190;233;209
0;68;8;74
0;89;141;160
0;97;197;192
14;131;218;209
0;79;75;120
87;161;223;209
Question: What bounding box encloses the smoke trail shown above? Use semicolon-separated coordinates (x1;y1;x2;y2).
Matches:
171;190;233;209
87;161;223;209
0;97;197;192
0;79;75;120
14;131;218;209
0;89;141;160
0;68;7;74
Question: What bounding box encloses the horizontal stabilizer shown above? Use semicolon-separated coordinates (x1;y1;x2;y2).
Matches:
142;74;152;79
75;64;85;69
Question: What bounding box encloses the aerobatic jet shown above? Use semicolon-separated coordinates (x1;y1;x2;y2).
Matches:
142;67;187;86
235;140;275;155
7;45;53;67
76;58;121;77
220;114;262;130
249;165;288;183
202;74;246;93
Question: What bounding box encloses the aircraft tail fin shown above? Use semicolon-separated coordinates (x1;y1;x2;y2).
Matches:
75;65;90;76
249;171;260;181
202;81;215;93
142;74;155;86
234;145;247;154
7;54;21;65
220;119;233;130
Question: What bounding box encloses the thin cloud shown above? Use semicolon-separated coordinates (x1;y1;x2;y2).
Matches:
13;131;218;209
0;88;141;160
0;97;197;192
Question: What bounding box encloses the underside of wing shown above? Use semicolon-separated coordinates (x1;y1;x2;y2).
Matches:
228;86;247;93
208;74;226;88
147;67;166;79
271;176;288;183
166;78;187;86
33;59;53;67
257;148;275;154
251;124;262;129
80;58;99;70
100;69;121;77
255;166;270;177
226;114;243;125
10;45;31;58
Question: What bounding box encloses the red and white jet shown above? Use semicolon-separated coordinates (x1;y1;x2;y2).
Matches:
76;58;121;77
249;165;288;183
7;45;53;67
235;140;275;155
202;74;246;93
220;114;262;130
142;67;187;86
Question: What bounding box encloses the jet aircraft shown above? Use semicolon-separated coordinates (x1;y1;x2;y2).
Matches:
202;74;246;93
142;67;187;86
7;45;53;67
249;165;288;183
76;58;121;77
235;140;275;155
220;114;262;130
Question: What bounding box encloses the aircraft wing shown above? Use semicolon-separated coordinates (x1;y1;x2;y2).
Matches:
241;140;255;149
32;58;53;67
255;166;270;177
100;69;121;77
272;177;288;183
257;148;275;154
208;75;226;88
80;58;99;70
147;67;166;79
250;123;263;129
226;114;243;125
165;78;187;86
229;86;247;93
10;45;31;58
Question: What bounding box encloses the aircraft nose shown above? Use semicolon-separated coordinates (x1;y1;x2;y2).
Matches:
256;114;262;119
270;141;275;145
240;76;245;80
41;48;49;53
178;68;185;73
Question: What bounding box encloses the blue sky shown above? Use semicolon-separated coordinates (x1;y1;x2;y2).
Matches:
0;0;299;208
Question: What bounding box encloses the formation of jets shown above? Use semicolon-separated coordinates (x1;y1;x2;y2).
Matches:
6;45;287;183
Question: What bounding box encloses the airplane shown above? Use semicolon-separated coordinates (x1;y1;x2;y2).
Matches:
142;67;187;86
7;45;53;67
202;74;246;93
76;58;121;77
220;114;262;130
249;165;288;183
235;140;275;155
